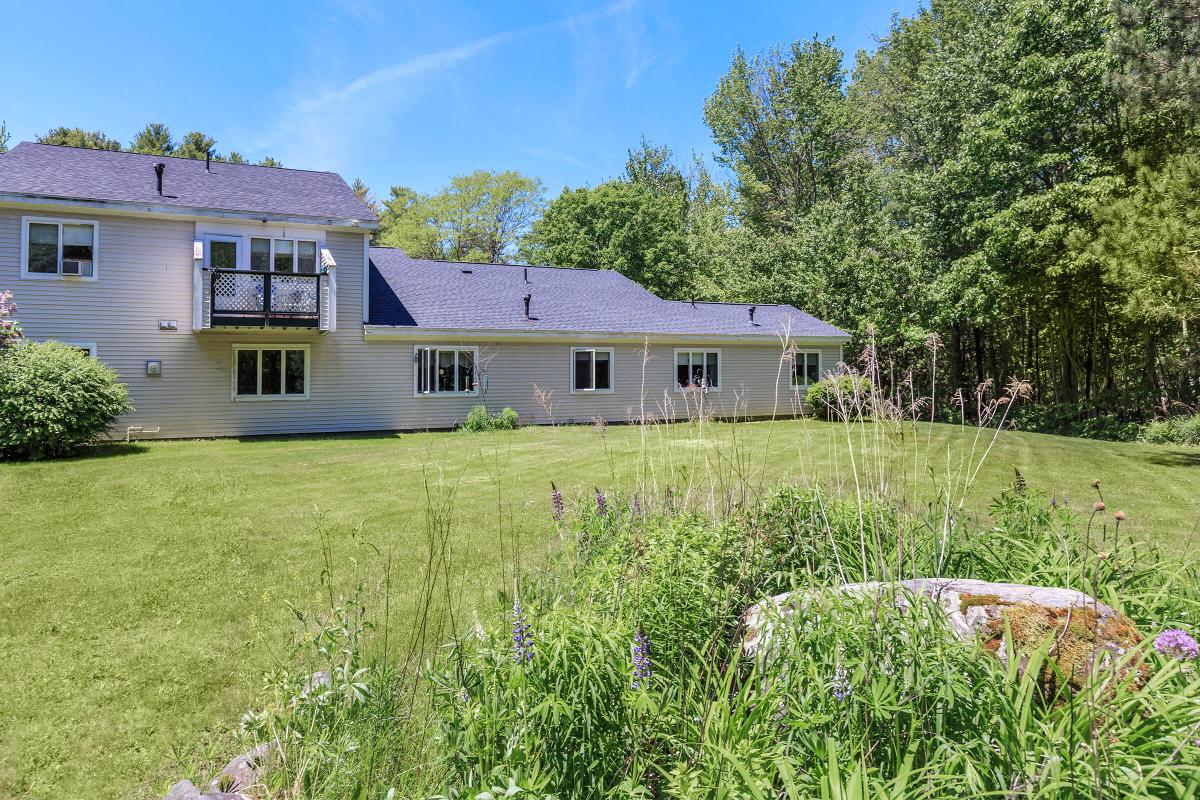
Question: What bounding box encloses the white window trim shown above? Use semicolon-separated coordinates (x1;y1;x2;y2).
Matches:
247;235;322;274
790;350;822;388
230;344;311;401
570;347;615;394
204;234;243;270
20;216;100;281
413;345;480;397
673;348;722;393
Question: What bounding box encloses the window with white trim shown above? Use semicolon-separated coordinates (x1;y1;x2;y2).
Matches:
791;351;821;387
250;237;320;274
415;347;477;395
232;345;310;399
571;347;613;392
206;235;240;270
675;349;720;390
22;217;98;279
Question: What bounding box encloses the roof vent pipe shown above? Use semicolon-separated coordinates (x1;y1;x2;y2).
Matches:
523;293;532;320
748;305;757;325
205;150;211;173
524;267;529;284
154;162;165;195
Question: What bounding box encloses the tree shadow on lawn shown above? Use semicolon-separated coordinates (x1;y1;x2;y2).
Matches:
1136;448;1200;468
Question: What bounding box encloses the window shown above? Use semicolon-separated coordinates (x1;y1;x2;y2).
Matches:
675;349;720;390
571;348;613;393
21;217;98;279
207;236;240;270
248;237;320;274
415;347;477;395
232;345;310;399
791;351;821;387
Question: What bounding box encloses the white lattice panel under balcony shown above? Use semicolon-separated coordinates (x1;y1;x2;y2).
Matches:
213;272;265;312
271;275;319;314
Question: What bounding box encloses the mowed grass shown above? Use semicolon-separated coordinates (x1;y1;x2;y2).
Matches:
2;418;1199;799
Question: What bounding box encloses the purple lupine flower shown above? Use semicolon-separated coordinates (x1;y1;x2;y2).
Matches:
550;482;564;521
1155;629;1199;660
512;597;534;664
594;487;608;517
632;629;651;689
830;665;852;702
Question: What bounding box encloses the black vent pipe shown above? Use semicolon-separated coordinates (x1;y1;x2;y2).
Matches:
523;293;532;319
749;305;757;325
154;162;165;195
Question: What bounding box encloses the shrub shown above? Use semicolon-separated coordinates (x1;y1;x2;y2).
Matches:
805;374;873;418
461;404;520;432
1011;403;1143;442
1141;414;1200;446
0;341;131;459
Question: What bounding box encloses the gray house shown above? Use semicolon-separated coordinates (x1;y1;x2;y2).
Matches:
0;142;849;439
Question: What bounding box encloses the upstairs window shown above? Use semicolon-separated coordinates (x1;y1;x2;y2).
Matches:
233;345;309;399
791;351;821;388
572;348;613;392
676;349;720;390
250;237;320;274
22;217;98;279
415;347;477;395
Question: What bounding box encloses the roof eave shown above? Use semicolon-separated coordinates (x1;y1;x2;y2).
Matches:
363;324;852;345
0;192;380;230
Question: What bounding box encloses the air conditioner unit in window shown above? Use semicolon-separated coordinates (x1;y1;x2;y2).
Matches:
62;260;92;276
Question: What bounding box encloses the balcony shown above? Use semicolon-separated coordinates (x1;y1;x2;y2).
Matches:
201;269;332;331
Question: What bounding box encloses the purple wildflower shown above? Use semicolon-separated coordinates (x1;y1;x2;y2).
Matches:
595;487;608;517
1154;628;1199;660
550;482;564;521
632;629;652;689
631;495;641;516
830;665;852;702
512;597;534;664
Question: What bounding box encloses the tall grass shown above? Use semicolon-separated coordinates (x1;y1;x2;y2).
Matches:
236;338;1200;798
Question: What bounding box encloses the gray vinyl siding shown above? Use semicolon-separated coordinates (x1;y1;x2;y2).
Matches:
0;206;844;438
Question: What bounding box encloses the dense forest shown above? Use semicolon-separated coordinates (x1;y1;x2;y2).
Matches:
4;0;1197;427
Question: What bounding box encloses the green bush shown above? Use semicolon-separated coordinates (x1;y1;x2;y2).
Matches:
805;374;873;418
460;404;520;432
1141;414;1200;446
0;341;131;460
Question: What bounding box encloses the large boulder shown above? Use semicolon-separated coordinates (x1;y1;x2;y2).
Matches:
741;578;1144;694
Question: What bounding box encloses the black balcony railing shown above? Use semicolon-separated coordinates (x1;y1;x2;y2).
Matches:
209;269;322;328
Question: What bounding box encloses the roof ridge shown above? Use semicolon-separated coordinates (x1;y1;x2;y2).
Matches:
369;248;602;271
16;141;338;176
669;299;788;308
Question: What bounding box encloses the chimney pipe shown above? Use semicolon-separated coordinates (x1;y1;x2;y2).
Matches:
524;267;529;284
748;305;757;325
205;150;211;173
154;162;165;196
523;293;532;319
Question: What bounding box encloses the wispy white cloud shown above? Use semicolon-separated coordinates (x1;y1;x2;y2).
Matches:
262;0;645;175
519;145;596;172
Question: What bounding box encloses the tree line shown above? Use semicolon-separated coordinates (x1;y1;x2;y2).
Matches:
374;0;1200;421
0;120;283;166
4;0;1196;421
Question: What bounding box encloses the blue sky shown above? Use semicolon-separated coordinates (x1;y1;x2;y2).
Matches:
1;0;919;198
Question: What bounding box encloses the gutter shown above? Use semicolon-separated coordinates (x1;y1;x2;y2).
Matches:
363;324;852;346
0;192;380;231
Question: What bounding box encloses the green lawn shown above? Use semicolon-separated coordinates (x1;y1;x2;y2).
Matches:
2;419;1199;799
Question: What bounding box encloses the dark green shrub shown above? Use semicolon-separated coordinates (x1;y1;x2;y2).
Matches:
1141;414;1200;446
461;404;520;432
0;341;131;460
804;374;873;418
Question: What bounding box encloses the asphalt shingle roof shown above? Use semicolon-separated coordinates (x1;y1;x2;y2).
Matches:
368;247;849;339
0;142;377;223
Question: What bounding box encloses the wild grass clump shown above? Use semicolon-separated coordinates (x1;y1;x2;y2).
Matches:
422;485;1200;798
